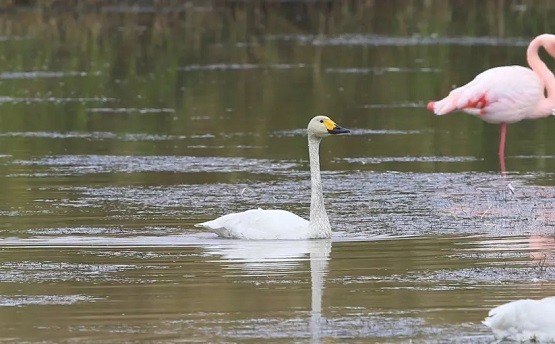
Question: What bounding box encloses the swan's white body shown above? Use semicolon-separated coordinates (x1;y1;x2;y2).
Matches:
195;115;349;240
483;296;555;342
198;209;309;240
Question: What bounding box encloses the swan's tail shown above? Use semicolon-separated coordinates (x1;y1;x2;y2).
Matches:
194;219;222;230
195;220;236;238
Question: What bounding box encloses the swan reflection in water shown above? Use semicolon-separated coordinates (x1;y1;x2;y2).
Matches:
203;239;331;340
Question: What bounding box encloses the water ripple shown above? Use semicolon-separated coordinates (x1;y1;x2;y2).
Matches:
87;107;175;114
0;96;114;104
0;71;95;79
180;63;308;72
0;295;97;307
272;128;421;137
266;34;530;47
362;102;426;109
12;155;298;175
0;131;211;141
326;67;440;74
341;156;481;164
0;261;136;283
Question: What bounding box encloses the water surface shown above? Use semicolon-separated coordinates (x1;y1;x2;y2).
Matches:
0;1;554;342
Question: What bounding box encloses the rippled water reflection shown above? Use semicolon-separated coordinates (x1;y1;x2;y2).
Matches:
0;1;554;342
1;236;553;342
2;158;554;342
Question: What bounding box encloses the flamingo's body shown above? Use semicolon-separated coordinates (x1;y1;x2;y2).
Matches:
483;296;555;342
427;34;555;173
428;66;544;123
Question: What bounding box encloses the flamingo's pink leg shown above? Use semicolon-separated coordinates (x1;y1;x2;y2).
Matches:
498;123;508;175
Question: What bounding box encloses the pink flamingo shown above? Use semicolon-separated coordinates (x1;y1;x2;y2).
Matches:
427;34;555;174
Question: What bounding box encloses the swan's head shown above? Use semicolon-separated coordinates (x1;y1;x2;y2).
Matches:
307;115;350;137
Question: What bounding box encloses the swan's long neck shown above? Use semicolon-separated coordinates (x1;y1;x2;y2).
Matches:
527;34;555;117
308;135;331;238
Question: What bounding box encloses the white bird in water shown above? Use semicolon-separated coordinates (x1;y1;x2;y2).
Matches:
195;115;350;240
427;34;555;175
483;296;555;342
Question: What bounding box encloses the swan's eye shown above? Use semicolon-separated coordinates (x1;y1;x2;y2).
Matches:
320;120;324;123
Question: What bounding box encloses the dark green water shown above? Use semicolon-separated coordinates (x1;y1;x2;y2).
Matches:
0;1;554;342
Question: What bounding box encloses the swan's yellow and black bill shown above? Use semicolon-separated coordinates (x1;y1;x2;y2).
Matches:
323;118;350;135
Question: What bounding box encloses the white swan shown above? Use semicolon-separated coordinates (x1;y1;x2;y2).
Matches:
483;296;555;342
195;115;349;240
